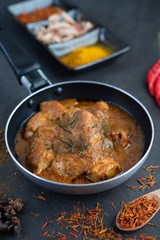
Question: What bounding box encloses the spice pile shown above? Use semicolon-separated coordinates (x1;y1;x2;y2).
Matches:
117;196;159;230
59;44;112;68
0;193;24;236
16;6;63;24
0;129;22;195
147;59;160;106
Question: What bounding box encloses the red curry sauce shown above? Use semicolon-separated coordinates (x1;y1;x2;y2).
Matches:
15;99;144;184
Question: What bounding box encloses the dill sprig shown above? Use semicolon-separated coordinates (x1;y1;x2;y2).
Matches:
54;134;90;156
92;124;98;128
54;111;102;156
57;111;81;133
57;118;72;134
103;122;110;137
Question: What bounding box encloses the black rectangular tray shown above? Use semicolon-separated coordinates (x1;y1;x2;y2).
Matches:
7;0;130;71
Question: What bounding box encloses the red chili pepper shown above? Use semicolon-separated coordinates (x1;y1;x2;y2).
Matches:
147;59;160;96
154;74;160;106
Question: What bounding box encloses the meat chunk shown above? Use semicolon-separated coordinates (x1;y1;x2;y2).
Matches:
87;157;122;182
111;130;129;148
25;101;65;140
23;99;126;183
71;109;102;162
40;101;65;120
24;112;48;140
101;137;113;157
26;126;55;174
83;101;109;123
51;154;90;182
49;109;102;180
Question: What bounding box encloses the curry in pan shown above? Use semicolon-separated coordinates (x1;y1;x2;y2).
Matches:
15;99;144;184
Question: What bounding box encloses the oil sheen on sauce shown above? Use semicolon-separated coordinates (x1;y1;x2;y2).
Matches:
15;100;144;184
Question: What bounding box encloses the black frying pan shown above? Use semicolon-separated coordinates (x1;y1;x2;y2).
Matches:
0;28;154;194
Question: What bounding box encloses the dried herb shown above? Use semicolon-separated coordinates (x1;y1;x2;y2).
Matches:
126;165;158;192
41;217;48;230
143;165;160;172
139;233;160;240
111;201;116;209
41;202;121;240
33;194;47;201
148;222;160;227
117;196;159;229
30;212;40;217
38;200;159;240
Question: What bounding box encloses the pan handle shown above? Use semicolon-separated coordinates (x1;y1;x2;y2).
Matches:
0;25;51;93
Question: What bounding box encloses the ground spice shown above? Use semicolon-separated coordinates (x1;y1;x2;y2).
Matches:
0;129;25;195
16;6;63;24
117;196;159;230
59;44;112;68
0;130;7;168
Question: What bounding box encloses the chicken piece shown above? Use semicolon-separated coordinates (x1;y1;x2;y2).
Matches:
60;99;78;110
83;101;109;123
50;109;102;180
87;157;122;182
111;130;129;148
51;154;90;182
70;109;102;165
26;126;55;174
101;137;113;157
24;112;49;140
40;100;65;120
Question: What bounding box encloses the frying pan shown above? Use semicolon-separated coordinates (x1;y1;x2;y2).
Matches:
0;28;154;195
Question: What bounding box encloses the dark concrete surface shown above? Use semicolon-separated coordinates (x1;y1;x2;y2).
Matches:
0;0;160;239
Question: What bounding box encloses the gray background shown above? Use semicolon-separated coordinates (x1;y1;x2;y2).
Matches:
0;0;160;239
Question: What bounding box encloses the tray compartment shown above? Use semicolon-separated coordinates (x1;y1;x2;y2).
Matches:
7;0;129;71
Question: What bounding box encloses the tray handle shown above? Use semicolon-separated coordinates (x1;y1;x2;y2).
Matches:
0;25;51;93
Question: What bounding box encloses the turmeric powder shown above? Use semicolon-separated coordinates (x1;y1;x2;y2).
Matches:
59;44;112;68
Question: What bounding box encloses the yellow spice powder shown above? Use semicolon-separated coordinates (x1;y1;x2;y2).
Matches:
59;44;112;68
